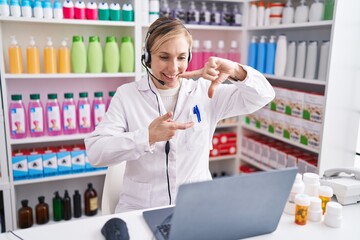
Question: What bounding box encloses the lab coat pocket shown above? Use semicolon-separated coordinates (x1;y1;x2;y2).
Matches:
186;111;209;151
121;177;152;209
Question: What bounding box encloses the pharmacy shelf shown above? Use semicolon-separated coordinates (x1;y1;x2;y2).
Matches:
242;124;319;154
209;154;237;162
13;170;106;186
0;181;10;190
5;73;136;79
216;122;239;129
247;20;333;31
263;74;327;86
141;23;243;31
241;154;273;171
9;133;89;145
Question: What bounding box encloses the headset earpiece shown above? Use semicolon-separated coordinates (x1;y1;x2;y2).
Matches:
188;51;192;63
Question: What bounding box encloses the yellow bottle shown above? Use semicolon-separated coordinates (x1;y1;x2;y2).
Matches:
8;36;23;74
26;36;40;74
44;37;57;74
58;38;71;73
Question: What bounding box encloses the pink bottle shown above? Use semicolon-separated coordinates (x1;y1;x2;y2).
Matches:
62;92;77;135
74;1;86;19
9;94;27;139
28;93;45;137
215;40;228;59
188;39;202;71
77;92;92;133
63;0;75;19
92;91;106;128
46;93;62;136
202;40;214;66
86;2;98;20
228;40;241;62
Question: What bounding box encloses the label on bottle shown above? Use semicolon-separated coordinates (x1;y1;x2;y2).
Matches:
94;103;105;126
63;105;76;130
10;107;25;134
30;107;44;133
47;106;61;132
79;103;91;129
89;197;98;211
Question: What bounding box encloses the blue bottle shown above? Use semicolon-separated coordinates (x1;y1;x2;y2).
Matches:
265;35;276;74
248;36;258;69
256;35;267;73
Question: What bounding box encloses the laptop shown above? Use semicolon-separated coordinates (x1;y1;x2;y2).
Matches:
143;167;298;240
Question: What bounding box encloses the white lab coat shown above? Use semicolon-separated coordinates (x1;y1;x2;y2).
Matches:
85;64;275;213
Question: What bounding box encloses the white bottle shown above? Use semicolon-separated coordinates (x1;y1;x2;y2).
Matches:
21;0;32;18
149;0;160;24
305;41;318;79
294;0;309;23
274;34;287;76
303;172;320;197
324;202;343;228
318;40;330;81
10;0;21;17
308;197;322;222
0;0;10;16
33;0;44;19
249;1;257;27
309;0;324;22
264;2;271;26
285;41;296;77
53;1;63;19
257;1;265;27
141;0;149;24
295;41;306;78
43;1;53;19
282;0;294;24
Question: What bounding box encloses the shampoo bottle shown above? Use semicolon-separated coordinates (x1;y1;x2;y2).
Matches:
8;35;23;74
199;2;210;25
257;1;265;27
43;1;53;19
58;38;71;73
92;92;106;128
9;94;27;139
46;93;62;136
119;36;134;72
295;41;307;78
187;1;199;24
98;2;109;20
249;1;257;27
33;0;43;19
215;40;227;59
228;40;240;62
109;2;121;21
285;41;296;77
28;93;45;137
318;40;330;81
210;2;220;25
274;34;287;76
122;3;134;21
294;0;309;23
21;0;32;18
0;0;10;17
53;1;63;19
104;36;119;73
86;1;98;20
305;41;318;79
187;39;201;71
10;0;21;17
160;0;171;18
232;4;242;26
265;35;276;74
26;36;40;74
44;37;57;74
282;0;294;24
63;0;74;19
309;0;324;22
149;0;159;23
87;36;103;73
324;0;334;20
256;35;267;73
220;3;231;26
71;35;87;73
264;1;271;26
248;35;258;69
78;92;92;133
62;92;77;134
172;0;186;23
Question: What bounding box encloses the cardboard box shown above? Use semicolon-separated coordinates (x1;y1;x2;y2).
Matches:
57;148;72;175
286;89;304;118
43;150;58;177
28;152;43;179
303;92;325;123
12;152;28;180
301;120;322;149
71;148;86;173
271;87;287;114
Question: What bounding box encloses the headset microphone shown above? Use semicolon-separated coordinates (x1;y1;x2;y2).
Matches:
141;55;166;86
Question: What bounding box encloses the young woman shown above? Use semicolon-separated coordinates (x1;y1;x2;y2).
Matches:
85;17;275;213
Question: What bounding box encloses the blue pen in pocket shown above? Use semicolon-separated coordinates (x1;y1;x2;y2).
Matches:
193;105;201;123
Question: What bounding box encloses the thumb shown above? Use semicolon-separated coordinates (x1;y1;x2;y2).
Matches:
180;69;202;79
158;111;173;121
207;73;229;98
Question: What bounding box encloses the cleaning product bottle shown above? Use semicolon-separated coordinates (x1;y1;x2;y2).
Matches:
0;0;10;17
9;94;27;139
74;0;86;19
46;93;62;136
28;93;45;137
228;40;240;62
122;3;134;22
294;0;309;23
232;4;242;26
21;0;32;18
264;1;271;26
92;91;106;128
73;190;82;218
84;183;98;216
63;0;74;19
309;0;324;22
77;92;92;133
106;91;115;110
26;36;40;74
44;37;57;74
199;2;210;25
8;35;23;74
53;0;63;19
248;35;258;69
18;199;33;229
87;36;103;73
220;3;231;26
58;38;71;73
257;1;265;27
62;92;77;134
324;0;334;20
256;35;267;73
318;40;330;81
98;2;109;20
104;36;119;73
71;35;87;73
160;0;171;18
305;41;318;79
210;2;220;25
187;1;199;24
10;0;21;17
201;40;213;65
172;0;186;23
33;0;43;19
63;190;72;220
285;41;296;77
141;0;149;24
187;39;201;71
249;1;257;27
149;0;159;23
43;1;53;19
119;36;134;72
295;41;306;78
282;0;294;24
109;2;120;21
53;191;63;221
86;1;98;20
215;40;227;59
35;196;49;225
265;35;276;74
274;34;287;76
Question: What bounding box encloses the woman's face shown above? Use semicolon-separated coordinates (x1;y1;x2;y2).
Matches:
150;36;190;89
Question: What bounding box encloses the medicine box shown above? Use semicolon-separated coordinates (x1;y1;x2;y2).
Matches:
12;153;28;180
286;89;304;118
71;149;86;173
28;153;43;179
303;92;325;123
43;151;58;177
57;149;72;175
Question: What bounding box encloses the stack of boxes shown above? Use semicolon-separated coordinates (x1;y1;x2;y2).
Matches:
210;132;237;157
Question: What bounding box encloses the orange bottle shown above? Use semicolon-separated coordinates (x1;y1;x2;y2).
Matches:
8;36;23;74
44;37;57;73
26;36;40;74
58;38;71;73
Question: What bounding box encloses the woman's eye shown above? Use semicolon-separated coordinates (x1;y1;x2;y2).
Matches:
160;56;168;60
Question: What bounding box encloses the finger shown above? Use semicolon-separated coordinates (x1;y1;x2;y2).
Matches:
180;69;203;79
173;121;194;130
207;73;229;98
158;111;173;122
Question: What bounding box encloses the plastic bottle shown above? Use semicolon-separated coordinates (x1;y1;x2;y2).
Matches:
228;40;240;62
256;35;267;73
232;4;242;26
63;190;72;220
62;0;74;19
257;1;265;27
78;92;92;133
21;0;32;18
71;35;87;73
43;1;53;19
264;2;271;26
324;0;334;20
0;0;10;17
62;92;77;134
18;199;33;229
44;37;57;74
98;2;109;20
210;2;220;25
282;0;294;24
319;185;333;214
274;35;287;76
284;173;304;215
318;40;330;81
74;0;85;19
309;0;324;22
249;1;257;27
187;1;199;24
92;92;106;128
106;91;115;110
109;3;120;21
294;194;310;225
86;1;98;20
141;0;149;23
248;36;258;69
199;2;210;25
26;36;40;74
303;172;320;197
9;94;27;139
305;41;318;79
172;0;186;23
215;40;227;59
87;36;103;73
28;93;45;137
324;202;342;228
308;197;322;222
120;36;134;72
187;39;201;71
285;41;296;77
294;0;309;23
264;35;276;74
73;190;82;218
8;35;23;74
35;196;49;225
149;0;159;23
159;0;171;18
53;1;63;19
84;183;98;216
104;36;119;73
33;0;43;19
53;191;63;221
294;41;306;78
10;0;21;17
220;3;231;26
58;38;71;73
46;93;62;136
202;40;213;65
122;3;134;22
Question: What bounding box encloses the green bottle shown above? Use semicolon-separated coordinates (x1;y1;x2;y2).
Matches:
87;36;103;73
104;36;119;73
119;36;134;72
53;191;63;221
71;36;87;73
324;0;334;20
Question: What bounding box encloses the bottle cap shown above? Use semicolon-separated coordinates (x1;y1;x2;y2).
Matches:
109;91;115;97
38;196;45;203
11;94;22;101
309;197;322;210
47;93;58;99
10;35;18;45
22;0;31;7
30;94;40;100
89;36;100;42
86;1;97;9
319;185;333;197
79;92;88;98
64;92;73;98
203;40;212;49
122;3;133;11
75;0;85;8
94;91;103;97
325;202;342;216
109;2;120;10
47;37;53;47
61;38;68;47
121;36;132;43
106;36;117;43
98;2;109;9
54;1;62;8
72;35;83;42
291;173;305;194
43;1;51;8
294;193;310;206
21;199;29;206
308;197;322;222
217;40;224;49
33;0;42;7
303;172;320;184
230;40;238;49
193;39;200;48
29;36;36;46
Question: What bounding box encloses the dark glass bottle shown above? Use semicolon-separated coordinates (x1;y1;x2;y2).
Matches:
18;199;33;229
73;190;82;218
63;190;72;220
35;196;49;225
53;191;63;221
84;183;98;216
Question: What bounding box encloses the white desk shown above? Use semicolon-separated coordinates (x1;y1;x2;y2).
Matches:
1;204;360;240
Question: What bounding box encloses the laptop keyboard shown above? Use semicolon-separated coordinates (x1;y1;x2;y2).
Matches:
157;223;172;240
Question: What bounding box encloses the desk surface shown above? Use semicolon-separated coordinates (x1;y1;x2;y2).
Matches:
1;204;360;240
